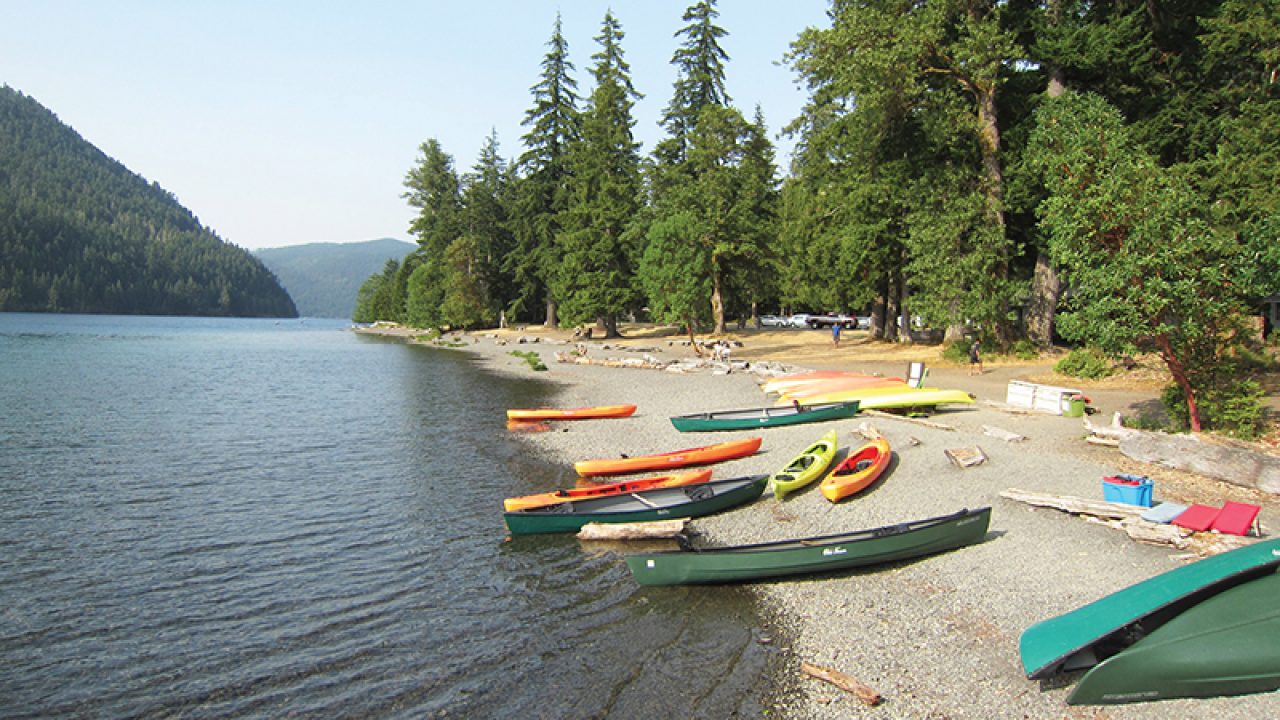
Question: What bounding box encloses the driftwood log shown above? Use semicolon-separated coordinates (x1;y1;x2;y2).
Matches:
1000;488;1260;556
800;662;882;706
1081;414;1280;495
575;519;688;540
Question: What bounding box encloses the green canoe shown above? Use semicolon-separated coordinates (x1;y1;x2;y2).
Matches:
624;507;991;586
770;430;839;500
1020;536;1280;680
669;400;860;432
1068;570;1280;704
503;474;767;536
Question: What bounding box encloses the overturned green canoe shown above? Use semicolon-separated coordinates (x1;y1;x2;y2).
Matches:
504;474;767;536
624;507;991;586
670;400;860;432
1068;570;1280;704
1020;536;1280;680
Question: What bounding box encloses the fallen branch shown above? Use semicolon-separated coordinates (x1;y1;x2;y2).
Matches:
863;409;955;431
999;488;1146;521
576;519;687;541
800;662;882;706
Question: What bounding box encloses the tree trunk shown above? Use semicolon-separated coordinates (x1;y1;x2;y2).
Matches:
1025;251;1061;347
895;266;912;344
1026;0;1066;348
1155;332;1201;432
545;299;558;329
711;267;726;335
686;318;702;356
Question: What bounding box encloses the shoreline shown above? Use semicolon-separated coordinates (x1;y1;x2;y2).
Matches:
362;324;1279;718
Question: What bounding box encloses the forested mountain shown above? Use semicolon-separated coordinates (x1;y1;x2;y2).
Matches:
0;86;297;317
255;239;414;318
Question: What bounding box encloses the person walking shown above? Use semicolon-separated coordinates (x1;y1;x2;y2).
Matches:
968;338;983;375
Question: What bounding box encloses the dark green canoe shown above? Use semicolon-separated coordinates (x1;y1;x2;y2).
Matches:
1067;569;1280;704
1020;536;1280;680
624;507;991;586
503;474;767;536
669;400;860;432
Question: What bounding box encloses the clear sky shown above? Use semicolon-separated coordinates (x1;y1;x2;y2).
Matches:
1;1;829;250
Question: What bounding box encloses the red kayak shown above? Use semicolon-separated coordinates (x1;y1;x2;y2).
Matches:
574;437;763;477
502;468;713;511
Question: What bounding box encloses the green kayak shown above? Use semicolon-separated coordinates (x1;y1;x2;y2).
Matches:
503;474;767;536
1020;536;1280;680
771;430;839;500
1068;569;1280;704
669;400;860;432
624;507;991;586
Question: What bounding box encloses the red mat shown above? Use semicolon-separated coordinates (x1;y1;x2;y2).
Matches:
1171;504;1220;532
1210;501;1261;536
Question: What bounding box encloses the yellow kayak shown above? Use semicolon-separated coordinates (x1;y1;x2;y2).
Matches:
770;430;839;500
783;386;974;410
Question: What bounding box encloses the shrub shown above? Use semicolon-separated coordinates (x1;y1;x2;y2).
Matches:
1010;339;1039;361
942;339;973;364
1161;376;1263;440
1054;348;1113;379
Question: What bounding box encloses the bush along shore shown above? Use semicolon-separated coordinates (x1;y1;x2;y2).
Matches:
362;325;1280;719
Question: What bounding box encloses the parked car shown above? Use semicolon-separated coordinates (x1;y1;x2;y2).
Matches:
806;313;856;329
786;313;813;328
758;314;788;327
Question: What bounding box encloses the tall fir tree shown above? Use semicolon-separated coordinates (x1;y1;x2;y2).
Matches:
510;14;581;327
552;10;644;338
401;139;462;326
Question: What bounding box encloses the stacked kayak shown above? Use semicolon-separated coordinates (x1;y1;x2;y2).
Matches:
765;371;972;412
504;474;769;535
624;507;991;585
770;431;839;500
503;468;712;512
574;437;762;477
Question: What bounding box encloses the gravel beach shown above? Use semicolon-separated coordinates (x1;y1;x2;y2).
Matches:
375;326;1280;719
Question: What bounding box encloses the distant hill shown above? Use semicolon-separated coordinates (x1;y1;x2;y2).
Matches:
255;239;416;318
0;85;297;317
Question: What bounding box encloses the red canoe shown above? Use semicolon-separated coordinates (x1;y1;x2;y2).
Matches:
574;437;763;477
506;404;637;421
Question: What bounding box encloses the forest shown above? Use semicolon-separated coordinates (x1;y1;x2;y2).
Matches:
0;86;297;318
357;0;1277;436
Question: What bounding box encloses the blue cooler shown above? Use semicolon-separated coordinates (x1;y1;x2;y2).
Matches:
1102;474;1153;507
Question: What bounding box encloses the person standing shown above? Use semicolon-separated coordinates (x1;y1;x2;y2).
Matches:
831;321;842;347
969;338;983;375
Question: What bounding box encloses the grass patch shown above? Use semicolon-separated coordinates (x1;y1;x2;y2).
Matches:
509;350;548;371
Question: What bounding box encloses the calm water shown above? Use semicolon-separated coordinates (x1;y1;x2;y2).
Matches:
0;314;775;719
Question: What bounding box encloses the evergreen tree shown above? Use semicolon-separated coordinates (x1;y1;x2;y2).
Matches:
552;10;644;337
460;130;515;324
510;14;581;327
401;139;463;325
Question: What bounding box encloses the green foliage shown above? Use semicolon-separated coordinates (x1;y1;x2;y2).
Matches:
0;86;296;318
1160;375;1263;440
1054;348;1114;380
1028;91;1260;431
1010;339;1039;361
941;340;972;365
508;350;548;371
639;211;713;329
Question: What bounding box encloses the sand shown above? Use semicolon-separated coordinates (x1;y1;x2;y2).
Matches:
364;324;1280;719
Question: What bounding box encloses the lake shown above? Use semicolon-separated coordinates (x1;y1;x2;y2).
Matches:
0;314;777;718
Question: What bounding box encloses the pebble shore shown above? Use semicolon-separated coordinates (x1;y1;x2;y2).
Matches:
378;327;1279;719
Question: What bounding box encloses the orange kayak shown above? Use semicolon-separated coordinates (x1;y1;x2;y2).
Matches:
820;436;891;502
503;469;713;511
778;377;906;400
506;404;637;421
762;371;893;395
574;437;763;477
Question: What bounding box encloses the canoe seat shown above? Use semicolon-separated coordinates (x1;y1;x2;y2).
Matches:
1172;504;1221;532
1210;502;1261;536
685;485;714;501
853;459;874;472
